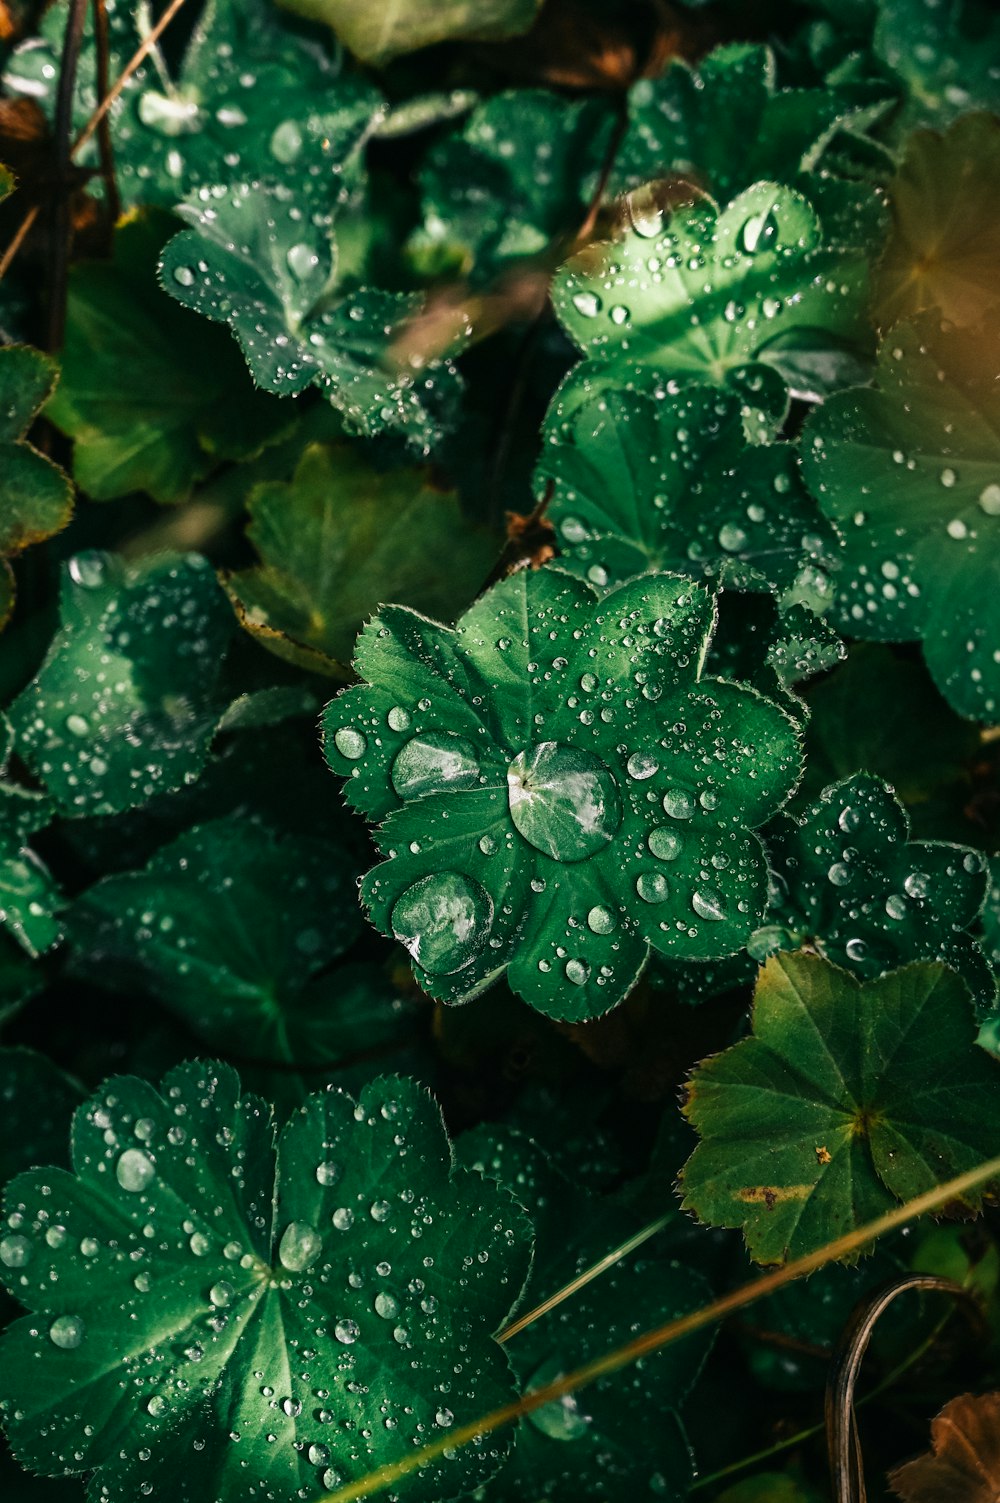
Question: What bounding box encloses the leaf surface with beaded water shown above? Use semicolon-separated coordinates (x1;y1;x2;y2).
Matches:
0;1065;532;1503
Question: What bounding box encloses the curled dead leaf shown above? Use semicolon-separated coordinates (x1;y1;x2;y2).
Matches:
890;1391;1000;1502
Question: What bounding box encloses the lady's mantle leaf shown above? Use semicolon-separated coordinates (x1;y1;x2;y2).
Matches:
875;113;1000;333
0;1064;532;1502
0;345;73;630
273;0;542;65
412;89;613;283
536;377;840;603
7;551;235;818
613;43;879;205
47;214;294;504
460;1126;713;1503
800;311;1000;722
159;181;461;456
552;181;871;400
890;1390;1000;1501
226;443;498;676
680;952;1000;1264
755;773;994;1009
322;566;802;1020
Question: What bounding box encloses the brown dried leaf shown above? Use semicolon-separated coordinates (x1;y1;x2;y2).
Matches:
890;1392;1000;1502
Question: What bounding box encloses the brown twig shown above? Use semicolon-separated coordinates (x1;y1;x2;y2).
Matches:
47;0;89;349
90;0;120;229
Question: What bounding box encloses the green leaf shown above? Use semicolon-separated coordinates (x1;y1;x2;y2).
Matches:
411;90;614;282
756;773;993;1009
68;816;367;1062
322;566;802;1020
800;310;1000;721
273;0;542;65
159;182;461;456
459;1126;712;1502
680;951;1000;1263
47;214;294;504
7;551;236;818
536;376;840;602
0;1050;81;1187
552;182;871;400
707;594;845;706
0;1063;532;1501
226;443;499;676
3;0;382;208
613;43;882;205
874;112;1000;332
0;345;73;630
874;0;1000;131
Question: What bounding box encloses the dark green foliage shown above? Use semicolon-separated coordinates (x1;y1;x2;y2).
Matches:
1;2;999;1501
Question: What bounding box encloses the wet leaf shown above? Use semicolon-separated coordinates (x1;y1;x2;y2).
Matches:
273;0;542;65
460;1126;712;1502
225;443;498;676
411;89;614;283
552;181;872;402
0;344;73;630
800;310;1000;722
707;594;845;706
7;552;236;818
159;182;462;456
0;1064;532;1502
613;42;885;205
890;1390;1000;1501
47;214;294;504
536;375;840;603
753;773;994;1010
3;0;382;207
875;113;1000;333
680;952;1000;1263
322;566;803;1020
68;816;371;1063
874;0;1000;131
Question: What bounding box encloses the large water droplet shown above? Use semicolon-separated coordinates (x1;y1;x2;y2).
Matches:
278;1221;322;1273
648;827;682;861
286;242;319;281
740;207;779;254
636;871;670;904
49;1314;85;1349
507;742;622;862
391;871;493;975
333;728;367;761
0;1233;32;1267
571;291;602;318
390;732;480;799
662;788;695;821
691;888;726;921
587;905;616;934
334;1318;360;1344
116;1148;155;1193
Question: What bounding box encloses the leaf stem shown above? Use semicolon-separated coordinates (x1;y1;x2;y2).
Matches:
320;1151;1000;1503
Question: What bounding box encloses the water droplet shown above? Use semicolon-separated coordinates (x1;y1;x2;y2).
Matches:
209;1281;234;1307
940;467;957;488
565;958;590;986
978;483;1000;516
648;827;682;861
609;304;630;325
845;937;868;963
65;713;89;737
662;788;695;821
0;1233;32;1267
718;523;748;553
172;265;196;288
507;742;622;862
827;862;851;887
278;1221;322;1273
49;1315;85;1349
391;732;480;799
308;1444;330;1467
332;1208;354;1231
286;242;318;280
571;291;602;318
315;1162;340;1187
740;207;779;254
626;751;659;781
116;1148;155;1193
374;1291;399;1319
904;871;930;899
478;833;499;856
387;706;411;732
270;119;303;163
691;888;726;921
435;1407;455;1428
333;728;367;761
334;1318;360;1344
392;871;494;975
147;1395;169;1417
586;905;616;934
636;871;670;904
